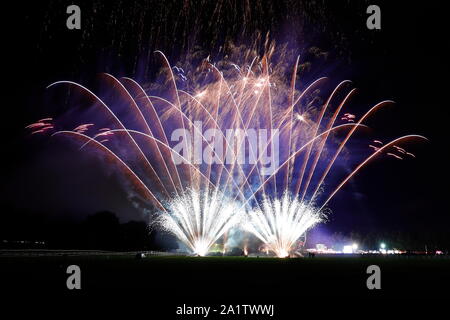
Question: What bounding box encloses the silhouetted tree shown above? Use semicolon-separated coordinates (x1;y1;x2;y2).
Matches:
80;211;121;250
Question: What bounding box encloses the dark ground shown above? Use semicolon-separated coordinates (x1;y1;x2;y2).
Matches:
2;253;449;301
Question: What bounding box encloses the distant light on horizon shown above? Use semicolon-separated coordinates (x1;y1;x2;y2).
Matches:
343;245;353;254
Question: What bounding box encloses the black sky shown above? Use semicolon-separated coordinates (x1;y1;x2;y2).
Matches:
1;0;449;240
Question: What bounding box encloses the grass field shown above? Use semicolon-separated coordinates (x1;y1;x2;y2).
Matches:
2;252;449;302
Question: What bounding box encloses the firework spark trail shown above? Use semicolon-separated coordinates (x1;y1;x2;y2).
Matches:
319;135;428;210
300;88;357;202
102;73;179;194
218;75;269;200
27;118;54;134
213;64;302;210
387;152;403;160
262;56;277;197
47;80;171;197
205;75;222;195
284;55;301;196
155;51;194;192
206;62;269;197
121;77;183;196
309;100;395;203
294;80;352;197
34;49;426;257
232;76;329;202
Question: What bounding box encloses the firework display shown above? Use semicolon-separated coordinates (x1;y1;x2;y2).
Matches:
26;49;426;257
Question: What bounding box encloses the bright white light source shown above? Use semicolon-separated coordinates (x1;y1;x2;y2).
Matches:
343;245;353;254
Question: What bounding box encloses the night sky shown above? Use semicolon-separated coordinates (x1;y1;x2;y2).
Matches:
1;0;449;246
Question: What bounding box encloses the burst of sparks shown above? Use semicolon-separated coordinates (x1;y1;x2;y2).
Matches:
157;189;240;256
243;193;322;258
